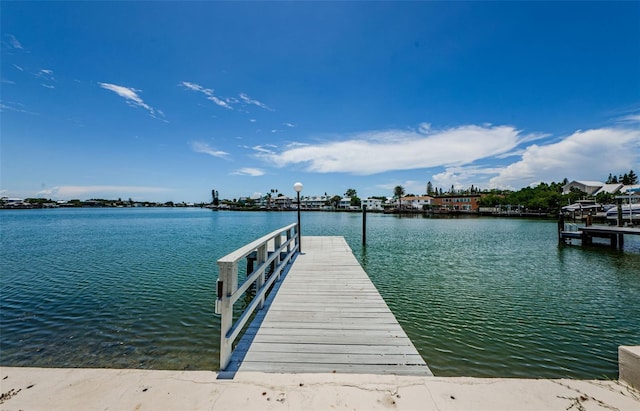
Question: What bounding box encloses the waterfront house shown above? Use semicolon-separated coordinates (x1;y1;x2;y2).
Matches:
432;194;482;212
300;195;334;210
272;195;293;209
339;197;352;209
361;198;384;211
400;195;434;210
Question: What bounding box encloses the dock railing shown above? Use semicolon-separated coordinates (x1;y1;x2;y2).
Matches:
215;223;299;370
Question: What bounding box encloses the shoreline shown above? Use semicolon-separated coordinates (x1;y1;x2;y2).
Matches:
2;367;639;411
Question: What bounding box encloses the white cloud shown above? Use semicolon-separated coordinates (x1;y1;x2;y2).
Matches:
232;168;265;177
41;84;55;89
0;101;37;115
35;185;171;199
239;93;272;111
13;64;23;71
260;124;530;175
190;141;230;158
99;82;165;120
180;81;232;110
251;145;277;154
418;122;431;134
283;122;296;128
488;127;640;189
4;34;23;50
432;166;505;191
619;114;640;123
35;69;55;82
249;119;257;123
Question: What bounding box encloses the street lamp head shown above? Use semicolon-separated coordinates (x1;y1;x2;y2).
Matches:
294;182;303;193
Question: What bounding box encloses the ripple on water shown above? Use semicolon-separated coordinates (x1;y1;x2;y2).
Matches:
1;210;639;378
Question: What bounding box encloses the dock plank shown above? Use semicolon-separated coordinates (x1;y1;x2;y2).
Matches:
230;236;432;376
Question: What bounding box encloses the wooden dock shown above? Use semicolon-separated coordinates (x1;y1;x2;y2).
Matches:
216;231;431;376
559;224;640;249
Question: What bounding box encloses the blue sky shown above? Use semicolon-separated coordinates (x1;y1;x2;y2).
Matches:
2;1;639;203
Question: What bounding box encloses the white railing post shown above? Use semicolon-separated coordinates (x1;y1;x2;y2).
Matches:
257;244;267;309
217;260;238;370
274;234;282;280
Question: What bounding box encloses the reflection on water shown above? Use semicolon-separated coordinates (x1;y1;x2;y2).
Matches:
1;208;638;378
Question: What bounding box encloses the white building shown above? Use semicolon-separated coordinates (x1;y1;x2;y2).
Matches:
401;195;434;210
361;198;384;211
339;197;351;209
300;195;333;210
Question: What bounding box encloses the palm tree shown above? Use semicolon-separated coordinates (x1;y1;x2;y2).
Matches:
394;185;405;211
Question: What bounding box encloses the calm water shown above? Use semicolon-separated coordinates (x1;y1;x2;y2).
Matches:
1;208;639;378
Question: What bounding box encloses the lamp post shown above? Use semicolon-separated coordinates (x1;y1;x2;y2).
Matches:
294;182;303;253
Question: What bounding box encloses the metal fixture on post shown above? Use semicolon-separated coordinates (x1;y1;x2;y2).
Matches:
294;182;303;253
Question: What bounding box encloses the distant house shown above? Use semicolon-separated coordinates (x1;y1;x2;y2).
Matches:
339;197;351;209
361;198;384;211
272;195;292;209
300;195;333;210
432;194;482;211
562;181;604;195
400;195;434;210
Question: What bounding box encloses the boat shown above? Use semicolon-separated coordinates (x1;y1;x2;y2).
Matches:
606;204;640;223
561;200;604;213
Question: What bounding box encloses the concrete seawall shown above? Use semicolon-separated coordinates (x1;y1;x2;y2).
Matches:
2;367;639;410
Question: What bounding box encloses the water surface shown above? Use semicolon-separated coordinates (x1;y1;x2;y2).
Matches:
1;208;638;378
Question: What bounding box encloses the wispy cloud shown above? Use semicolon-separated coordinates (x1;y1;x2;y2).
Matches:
180;82;273;112
232;168;265;177
259;124;531;175
4;34;24;50
283;122;296;128
34;69;55;88
99;82;165;120
239;93;272;111
190;141;230;158
251;144;277;154
618;113;640;123
13;64;24;72
35;185;172;199
180;81;232;110
0;101;37;115
35;69;54;80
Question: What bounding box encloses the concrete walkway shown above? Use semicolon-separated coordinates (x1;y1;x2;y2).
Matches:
2;367;639;410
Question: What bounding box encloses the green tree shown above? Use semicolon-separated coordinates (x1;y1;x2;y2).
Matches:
393;185;405;210
330;195;341;209
345;188;357;198
628;169;638;184
426;181;434;195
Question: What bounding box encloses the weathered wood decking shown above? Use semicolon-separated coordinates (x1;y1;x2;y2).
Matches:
228;236;432;376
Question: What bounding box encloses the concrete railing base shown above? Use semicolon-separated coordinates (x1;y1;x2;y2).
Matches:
619;345;640;390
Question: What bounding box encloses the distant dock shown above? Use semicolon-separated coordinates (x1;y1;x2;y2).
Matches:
559;223;640;250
